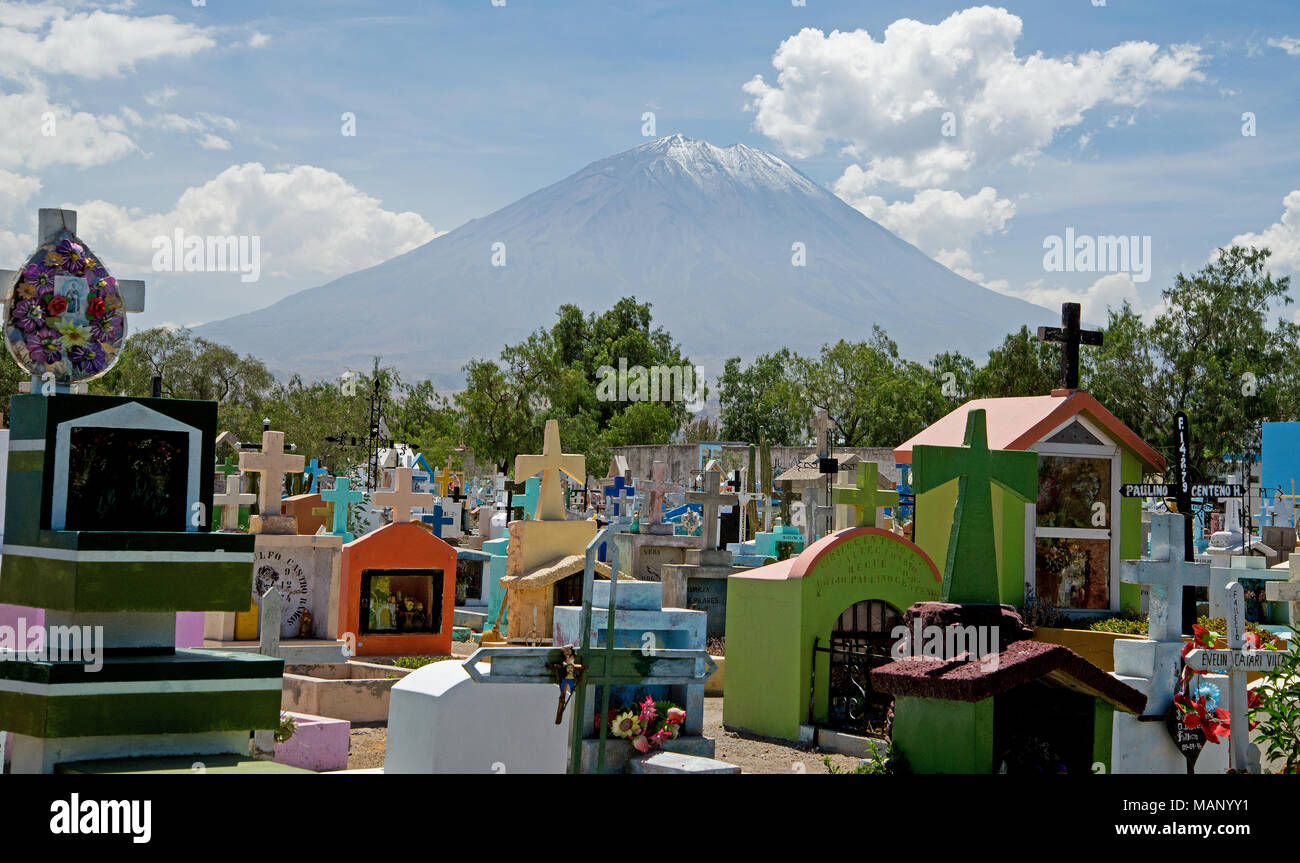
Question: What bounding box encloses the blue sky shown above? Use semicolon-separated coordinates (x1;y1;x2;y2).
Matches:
4;0;1300;334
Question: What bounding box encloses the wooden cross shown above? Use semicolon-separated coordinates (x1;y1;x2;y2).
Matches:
302;458;328;494
212;472;255;531
1185;580;1286;772
911;409;1038;603
514;420;585;522
373;466;434;524
833;462;899;528
638;461;680;525
813;407;836;458
686;467;738;551
321;476;364;542
1036;301;1102;391
1120;513;1209;642
239;430;306;515
602;474;636;517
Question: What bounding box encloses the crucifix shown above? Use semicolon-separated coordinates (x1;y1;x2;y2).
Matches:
686;467;738;553
833;462;899;529
1120;513;1209;643
373;466;434;524
239;430;306;518
514;419;585;522
321;476;364;542
911;409;1038;604
212;472;256;532
1036;301;1102;391
1;208;146;393
1184;580;1285;772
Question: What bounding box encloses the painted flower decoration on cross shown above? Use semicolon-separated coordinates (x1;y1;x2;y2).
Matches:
3;231;126;382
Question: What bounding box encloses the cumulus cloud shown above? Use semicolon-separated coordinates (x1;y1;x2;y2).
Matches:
0;83;138;169
1268;36;1300;56
743;7;1206;188
1229;189;1300;271
69;162;441;280
1007;272;1148;323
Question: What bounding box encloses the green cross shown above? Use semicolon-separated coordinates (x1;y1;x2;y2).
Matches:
216;456;240;478
832;462;899;528
911;409;1038;604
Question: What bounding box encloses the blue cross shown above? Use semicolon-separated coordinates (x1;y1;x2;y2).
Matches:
321;476;364;542
422;504;455;538
603;475;636;517
303;458;328;493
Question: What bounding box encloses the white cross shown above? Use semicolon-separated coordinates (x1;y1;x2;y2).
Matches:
373;466;434;524
1266;555;1300;620
639;461;680;525
213;472;256;531
239;430;306;515
1120;513;1208;642
1185;580;1286;772
686;467;737;551
813;407;836;458
754;496;778;533
0;209;147;313
514;419;585;522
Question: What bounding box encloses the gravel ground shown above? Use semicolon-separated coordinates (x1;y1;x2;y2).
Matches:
346;695;868;773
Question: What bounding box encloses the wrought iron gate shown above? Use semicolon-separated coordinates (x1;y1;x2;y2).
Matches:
812;600;901;735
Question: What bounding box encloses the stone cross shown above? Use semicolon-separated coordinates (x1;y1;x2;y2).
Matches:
514;420;585;522
1036;301;1102;391
1120;513;1209;642
1266;554;1300;621
754;495;779;533
253;586;283;753
373;466;434;524
302;458;328;494
212;472;256;531
911;409;1038;604
1185;580;1286;772
321;476;364;542
239;430;306;515
638;461;680;525
813;407;836;458
602;474;637;518
833;462;900;529
686;467;738;551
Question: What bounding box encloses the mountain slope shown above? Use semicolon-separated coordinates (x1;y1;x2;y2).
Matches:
195;135;1055;386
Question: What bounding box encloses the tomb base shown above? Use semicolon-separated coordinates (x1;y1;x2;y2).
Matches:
612;531;701;580
577;735;720;774
251;514;299;535
660;561;742;640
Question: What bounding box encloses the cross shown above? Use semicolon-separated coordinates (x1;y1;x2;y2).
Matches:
754;495;779;533
686;467;738;551
514;420;585;522
912;409;1038;603
801;484;823;542
833;462;899;529
321;476;364;542
1036;301;1102;391
637;461;680;525
602;474;637;517
1120;513;1209;642
216;456;240;480
0;208;146;389
373;466;434;524
302;458;328;494
252;586;283;754
1266;554;1300;621
1185;580;1286;772
239;430;306;515
813;407;836;458
421;504;456;538
513;476;540;521
212;472;255;531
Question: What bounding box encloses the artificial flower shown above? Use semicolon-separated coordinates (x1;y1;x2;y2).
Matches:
45;295;68;316
68;343;106;374
666;707;686;726
55;321;91;348
55;239;86;274
10;297;44;334
86;296;107;318
610;711;640;739
638;694;657;724
633;735;652;753
26;327;62;364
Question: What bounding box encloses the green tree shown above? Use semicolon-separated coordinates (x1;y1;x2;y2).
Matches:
971;325;1058;398
717;348;804;444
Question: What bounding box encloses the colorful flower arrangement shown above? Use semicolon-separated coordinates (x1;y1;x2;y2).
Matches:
1173;623;1266;745
605;695;686;753
5;235;126;381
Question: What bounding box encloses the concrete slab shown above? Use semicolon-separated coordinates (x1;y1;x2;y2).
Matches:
629;751;741;774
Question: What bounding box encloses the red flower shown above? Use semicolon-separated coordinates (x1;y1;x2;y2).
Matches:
46;295;67;316
87;297;106;318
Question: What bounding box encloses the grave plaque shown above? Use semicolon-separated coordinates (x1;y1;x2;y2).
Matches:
685;577;727;639
253;548;313;639
1164;703;1205;774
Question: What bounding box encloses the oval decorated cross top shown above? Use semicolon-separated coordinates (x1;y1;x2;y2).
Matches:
3;229;127;383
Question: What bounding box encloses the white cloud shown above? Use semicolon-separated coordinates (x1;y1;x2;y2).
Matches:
69;162;441;280
248;32;270;49
144;86;177;107
743;7;1205;189
197;133;231;151
122;107;239;151
1268;36;1300;56
1006;272;1148;323
1229;189;1300;271
0;168;42;220
0;83;137;169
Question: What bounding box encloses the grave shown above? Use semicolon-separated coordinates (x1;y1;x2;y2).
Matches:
723;526;944;743
1266;554;1300;626
0;208;292;773
609;460;702;583
660;467;741;638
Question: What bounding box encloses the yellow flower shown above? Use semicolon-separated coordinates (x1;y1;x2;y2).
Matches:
55;321;91;348
14;281;36;299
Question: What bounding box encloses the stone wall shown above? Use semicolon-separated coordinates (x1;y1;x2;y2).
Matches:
608;444;902;488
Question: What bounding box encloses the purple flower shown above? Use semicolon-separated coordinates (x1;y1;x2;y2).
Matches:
26;327;62;364
69;342;106;374
10;297;44;334
90;313;122;342
86;269;114;293
23;263;55;291
55;239;86;274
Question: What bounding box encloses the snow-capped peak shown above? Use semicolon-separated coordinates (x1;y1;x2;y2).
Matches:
598;134;825;196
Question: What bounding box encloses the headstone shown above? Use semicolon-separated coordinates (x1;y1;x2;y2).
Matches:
373;466;434;524
252;587;283;752
833;462;898;529
321;476;364;543
239;430;306;535
685;467;737;564
214;472;256;532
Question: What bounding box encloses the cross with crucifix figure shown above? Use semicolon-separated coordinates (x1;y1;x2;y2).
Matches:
212;472;256;531
1;208;146;393
686;467;738;552
833;462;899;529
239;430;306;517
639;460;680;527
1036;301;1102;391
514;419;585;522
912;409;1038;603
1185;580;1285;772
1120;513;1209;643
373;466;434;524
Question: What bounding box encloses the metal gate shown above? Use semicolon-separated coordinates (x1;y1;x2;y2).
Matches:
812;600;902;735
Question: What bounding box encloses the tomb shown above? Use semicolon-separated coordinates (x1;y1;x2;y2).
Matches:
660;467;742;638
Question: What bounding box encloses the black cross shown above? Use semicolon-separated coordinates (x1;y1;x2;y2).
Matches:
1036;302;1102;390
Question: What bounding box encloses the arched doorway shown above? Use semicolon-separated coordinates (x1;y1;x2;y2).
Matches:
824;599;902;735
